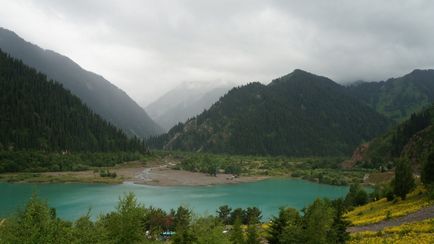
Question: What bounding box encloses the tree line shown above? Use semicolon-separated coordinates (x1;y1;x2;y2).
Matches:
0;192;350;244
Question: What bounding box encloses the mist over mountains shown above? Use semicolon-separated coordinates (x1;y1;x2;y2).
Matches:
347;69;434;122
146;81;233;131
0;28;162;138
2;26;434;158
148;69;393;156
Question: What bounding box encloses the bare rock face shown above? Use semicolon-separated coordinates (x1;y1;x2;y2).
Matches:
341;143;370;169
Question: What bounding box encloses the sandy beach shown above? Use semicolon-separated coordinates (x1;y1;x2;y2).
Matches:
0;162;268;186
130;164;268;186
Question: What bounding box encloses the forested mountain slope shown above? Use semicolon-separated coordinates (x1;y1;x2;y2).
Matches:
347;69;434;122
356;104;434;169
149;69;391;156
0;27;162;138
0;49;144;152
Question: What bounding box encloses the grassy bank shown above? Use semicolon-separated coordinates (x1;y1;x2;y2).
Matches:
350;218;434;244
345;186;432;226
156;150;371;186
0;160;151;184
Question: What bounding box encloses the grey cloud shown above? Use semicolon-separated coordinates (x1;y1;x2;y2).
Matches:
1;0;434;105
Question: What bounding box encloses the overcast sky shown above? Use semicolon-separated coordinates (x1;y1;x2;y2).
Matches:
1;0;434;106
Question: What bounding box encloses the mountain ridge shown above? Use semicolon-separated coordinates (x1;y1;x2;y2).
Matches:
0;27;162;138
347;69;434;122
146;81;233;131
0;49;145;153
148;69;392;156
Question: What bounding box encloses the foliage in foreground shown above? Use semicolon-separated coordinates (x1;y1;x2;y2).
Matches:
267;198;349;244
0;192;350;244
344;185;432;226
350;218;434;244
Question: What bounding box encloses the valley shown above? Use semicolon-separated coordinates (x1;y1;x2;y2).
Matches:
1;2;434;242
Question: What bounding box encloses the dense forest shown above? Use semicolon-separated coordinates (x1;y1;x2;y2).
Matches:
0;49;146;154
0;28;162;138
149;70;391;156
355;103;434;169
347;69;434;122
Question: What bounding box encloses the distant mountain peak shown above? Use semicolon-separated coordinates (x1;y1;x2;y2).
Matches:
146;81;233;131
407;69;434;78
149;70;391;156
292;68;312;75
347;68;434;122
269;69;335;88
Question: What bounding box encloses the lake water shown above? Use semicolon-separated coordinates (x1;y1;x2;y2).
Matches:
0;179;348;221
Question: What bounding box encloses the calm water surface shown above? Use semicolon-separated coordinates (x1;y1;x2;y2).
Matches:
0;178;348;220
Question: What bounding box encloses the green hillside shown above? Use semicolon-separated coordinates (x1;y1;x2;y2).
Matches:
347;69;434;122
149;70;391;156
357;104;434;169
0;49;145;153
0;27;162;138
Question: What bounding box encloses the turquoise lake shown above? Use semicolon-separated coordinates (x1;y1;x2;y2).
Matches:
0;179;349;220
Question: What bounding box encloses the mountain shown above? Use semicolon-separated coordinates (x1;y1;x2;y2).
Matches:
0;49;145;152
347;69;434;122
352;104;434;170
148;69;391;156
146;81;233;131
0;27;162;138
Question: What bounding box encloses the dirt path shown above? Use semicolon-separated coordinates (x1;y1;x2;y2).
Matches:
347;205;434;233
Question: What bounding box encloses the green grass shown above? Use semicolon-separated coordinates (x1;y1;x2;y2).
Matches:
350;218;434;244
345;186;433;226
155;150;368;186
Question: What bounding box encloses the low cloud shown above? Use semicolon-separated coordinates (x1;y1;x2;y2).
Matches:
1;0;434;105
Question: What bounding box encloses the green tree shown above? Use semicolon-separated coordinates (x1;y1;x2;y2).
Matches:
230;208;245;225
207;162;218;176
230;217;245;244
393;159;415;199
329;199;350;244
267;207;302;244
0;194;71;243
303;198;336;244
422;152;434;185
245;207;262;225
100;192;146;244
72;214;104;243
190;216;231;244
245;225;260;244
344;183;368;207
217;205;232;225
174;206;192;230
172;227;197;244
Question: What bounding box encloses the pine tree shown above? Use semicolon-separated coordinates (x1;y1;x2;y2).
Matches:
422;152;434;185
245;225;260;244
393;159;415;199
230;217;245;244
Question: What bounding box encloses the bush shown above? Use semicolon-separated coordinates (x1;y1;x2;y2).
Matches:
393;160;415;200
422;152;434;185
345;184;368;207
99;169;117;178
